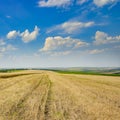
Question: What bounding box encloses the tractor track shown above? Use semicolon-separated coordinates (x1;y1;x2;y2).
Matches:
7;74;45;119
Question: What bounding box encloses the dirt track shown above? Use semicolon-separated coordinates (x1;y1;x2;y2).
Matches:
0;70;120;120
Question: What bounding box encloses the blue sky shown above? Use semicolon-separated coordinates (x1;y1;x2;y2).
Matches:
0;0;120;68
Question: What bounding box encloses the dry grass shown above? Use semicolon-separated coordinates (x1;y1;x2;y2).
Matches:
0;70;120;120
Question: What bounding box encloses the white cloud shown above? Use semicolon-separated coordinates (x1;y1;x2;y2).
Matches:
20;26;40;43
5;44;17;51
0;45;17;52
7;30;20;39
93;0;117;7
40;36;88;52
0;44;17;58
77;0;88;5
47;21;94;34
0;39;17;57
94;31;120;45
0;39;17;58
38;0;71;7
6;26;40;43
38;0;119;8
51;51;71;56
0;47;6;53
89;49;105;54
0;39;6;46
41;50;72;56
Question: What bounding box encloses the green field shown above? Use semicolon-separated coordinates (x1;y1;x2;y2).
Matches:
53;70;120;76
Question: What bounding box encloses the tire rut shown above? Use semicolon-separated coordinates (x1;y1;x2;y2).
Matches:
44;79;52;120
7;74;45;120
36;75;52;120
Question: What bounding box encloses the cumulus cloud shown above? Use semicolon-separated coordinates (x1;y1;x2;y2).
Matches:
40;36;88;52
47;21;94;34
38;0;71;7
94;31;120;45
20;26;40;43
93;0;118;7
6;26;40;43
7;30;20;39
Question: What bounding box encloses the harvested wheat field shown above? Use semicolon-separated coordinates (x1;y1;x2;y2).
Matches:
0;70;120;120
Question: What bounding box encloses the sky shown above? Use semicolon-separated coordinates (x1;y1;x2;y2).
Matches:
0;0;120;68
